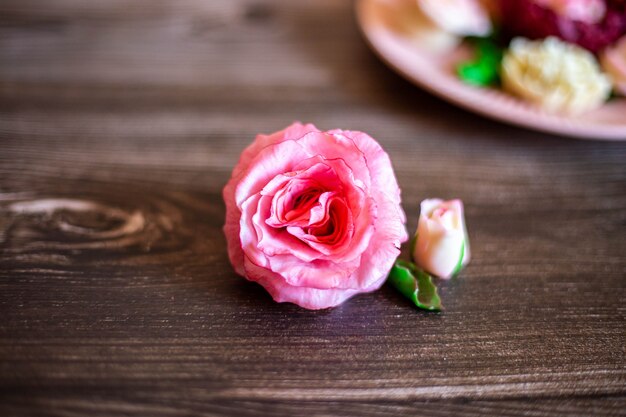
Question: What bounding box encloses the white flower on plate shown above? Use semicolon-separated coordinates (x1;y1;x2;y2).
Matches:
501;37;611;114
401;0;492;53
416;0;492;37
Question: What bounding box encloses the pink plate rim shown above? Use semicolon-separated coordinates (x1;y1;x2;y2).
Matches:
355;0;626;141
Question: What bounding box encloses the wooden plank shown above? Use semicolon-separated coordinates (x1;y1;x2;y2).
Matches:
1;396;625;417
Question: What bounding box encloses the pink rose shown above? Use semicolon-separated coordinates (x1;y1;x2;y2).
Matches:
223;122;408;310
412;199;470;279
534;0;606;23
500;0;626;53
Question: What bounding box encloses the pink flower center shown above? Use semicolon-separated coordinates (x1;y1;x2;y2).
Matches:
262;161;358;255
429;206;457;230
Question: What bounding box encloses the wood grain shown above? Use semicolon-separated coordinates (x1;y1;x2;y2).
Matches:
1;0;625;416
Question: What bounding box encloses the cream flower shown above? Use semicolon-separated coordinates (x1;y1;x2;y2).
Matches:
501;37;611;113
600;36;626;96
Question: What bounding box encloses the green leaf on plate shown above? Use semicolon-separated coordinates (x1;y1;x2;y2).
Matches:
387;260;442;311
457;37;503;87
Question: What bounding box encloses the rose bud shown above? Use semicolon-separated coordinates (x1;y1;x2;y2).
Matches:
412;199;470;279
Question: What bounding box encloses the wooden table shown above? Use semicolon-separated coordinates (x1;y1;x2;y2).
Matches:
1;1;625;415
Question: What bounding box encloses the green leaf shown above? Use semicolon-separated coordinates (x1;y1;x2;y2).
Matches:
451;240;465;277
387;260;442;311
457;37;503;87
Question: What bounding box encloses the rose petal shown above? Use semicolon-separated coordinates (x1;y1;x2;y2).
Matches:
296;131;372;191
265;254;360;289
243;256;376;309
231;122;320;180
254;194;321;263
235;139;311;209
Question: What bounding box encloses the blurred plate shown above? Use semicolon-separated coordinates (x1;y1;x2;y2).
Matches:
356;0;626;140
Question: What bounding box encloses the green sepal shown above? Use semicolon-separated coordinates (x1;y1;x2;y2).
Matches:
387;260;442;311
451;240;466;277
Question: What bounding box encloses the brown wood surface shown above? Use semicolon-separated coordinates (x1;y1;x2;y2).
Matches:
1;0;625;416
